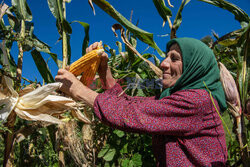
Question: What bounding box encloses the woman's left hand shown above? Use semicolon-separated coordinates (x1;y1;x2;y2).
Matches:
55;68;99;106
55;68;84;100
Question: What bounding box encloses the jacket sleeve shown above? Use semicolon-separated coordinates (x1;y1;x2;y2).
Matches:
93;83;220;136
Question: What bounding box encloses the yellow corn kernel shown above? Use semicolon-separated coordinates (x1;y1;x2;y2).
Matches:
69;47;103;76
80;58;101;87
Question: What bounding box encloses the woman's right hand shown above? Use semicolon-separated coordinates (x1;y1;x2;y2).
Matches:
86;42;116;89
86;42;109;75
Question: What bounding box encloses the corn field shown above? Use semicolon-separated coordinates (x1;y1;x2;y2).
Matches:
0;0;249;166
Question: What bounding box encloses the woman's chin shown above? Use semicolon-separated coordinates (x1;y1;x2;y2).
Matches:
162;81;175;89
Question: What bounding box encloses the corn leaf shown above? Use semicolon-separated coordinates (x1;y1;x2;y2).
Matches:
237;23;250;105
132;53;153;67
0;41;17;97
116;41;123;54
6;10;20;33
173;0;190;31
72;21;90;56
48;0;72;35
62;19;72;34
24;35;62;68
92;0;165;57
47;0;63;20
48;53;62;69
153;0;172;24
11;0;32;21
31;35;51;53
0;41;17;78
198;0;250;28
31;50;54;83
66;34;71;65
213;29;244;47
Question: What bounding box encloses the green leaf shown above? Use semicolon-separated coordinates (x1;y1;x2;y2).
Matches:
121;159;130;166
62;19;72;34
120;143;128;154
153;0;172;24
0;42;17;77
198;0;250;28
21;33;62;68
131;153;142;166
132;53;152;67
130;35;137;48
173;0;190;31
98;144;110;158
152;53;161;67
116;41;123;54
218;39;238;47
11;0;32;21
67;34;71;65
6;10;19;32
49;53;62;68
113;129;125;138
31;35;51;53
103;148;116;161
31;50;54;83
47;0;63;20
98;144;116;161
236;23;250;105
72;21;90;56
92;0;165;57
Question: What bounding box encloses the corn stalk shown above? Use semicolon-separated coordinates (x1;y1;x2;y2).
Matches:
62;1;68;69
238;25;250;167
3;19;26;167
57;1;67;166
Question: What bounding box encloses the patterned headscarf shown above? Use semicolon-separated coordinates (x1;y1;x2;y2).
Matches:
160;37;227;112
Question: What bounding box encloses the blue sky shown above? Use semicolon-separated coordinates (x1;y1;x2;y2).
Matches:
4;0;250;84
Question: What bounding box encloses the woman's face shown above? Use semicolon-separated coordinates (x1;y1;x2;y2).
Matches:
160;43;183;89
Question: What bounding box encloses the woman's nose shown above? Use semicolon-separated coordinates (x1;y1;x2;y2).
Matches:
160;58;170;69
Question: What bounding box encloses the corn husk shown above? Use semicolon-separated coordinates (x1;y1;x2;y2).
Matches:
0;82;91;124
219;62;241;117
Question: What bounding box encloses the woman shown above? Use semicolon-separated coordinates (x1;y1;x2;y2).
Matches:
55;37;228;166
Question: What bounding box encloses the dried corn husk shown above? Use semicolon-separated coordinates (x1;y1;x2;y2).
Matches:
0;82;91;124
219;62;241;117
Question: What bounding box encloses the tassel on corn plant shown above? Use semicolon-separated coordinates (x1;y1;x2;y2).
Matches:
69;42;104;87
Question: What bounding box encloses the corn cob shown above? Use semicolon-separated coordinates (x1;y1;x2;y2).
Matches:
69;47;103;76
80;58;101;87
219;62;241;117
69;42;103;86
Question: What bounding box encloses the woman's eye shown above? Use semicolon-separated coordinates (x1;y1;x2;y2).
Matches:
171;56;178;61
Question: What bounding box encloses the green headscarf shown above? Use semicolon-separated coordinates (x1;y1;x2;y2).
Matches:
159;37;227;112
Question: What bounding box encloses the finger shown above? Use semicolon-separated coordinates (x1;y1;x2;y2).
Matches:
57;69;66;75
55;75;63;82
100;52;108;59
65;66;70;71
100;52;108;63
92;42;99;49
